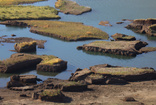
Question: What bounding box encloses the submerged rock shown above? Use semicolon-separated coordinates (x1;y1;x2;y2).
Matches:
126;18;156;37
99;21;112;26
111;33;136;41
77;40;150;56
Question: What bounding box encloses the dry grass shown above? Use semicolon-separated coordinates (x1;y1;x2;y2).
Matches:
40;58;62;65
0;0;47;5
20;20;108;41
15;41;36;48
0;6;60;20
93;67;154;75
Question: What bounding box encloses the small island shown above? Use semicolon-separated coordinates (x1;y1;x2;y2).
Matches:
55;0;92;15
77;40;156;56
0;20;109;41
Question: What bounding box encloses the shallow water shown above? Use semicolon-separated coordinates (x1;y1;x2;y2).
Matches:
0;0;156;87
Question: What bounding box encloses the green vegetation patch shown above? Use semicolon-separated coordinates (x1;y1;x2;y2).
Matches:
93;67;154;75
55;0;91;15
20;20;108;41
40;89;61;97
0;0;47;6
0;6;60;20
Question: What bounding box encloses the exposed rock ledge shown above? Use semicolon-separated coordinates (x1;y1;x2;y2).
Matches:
69;64;156;84
77;40;156;56
125;18;156;37
0;53;67;73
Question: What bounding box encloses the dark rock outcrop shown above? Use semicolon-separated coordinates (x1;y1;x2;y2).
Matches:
77;40;151;56
111;33;136;41
126;18;156;37
0;21;28;27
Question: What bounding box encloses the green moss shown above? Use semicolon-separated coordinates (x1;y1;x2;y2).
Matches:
40;89;61;97
20;20;108;41
0;6;60;20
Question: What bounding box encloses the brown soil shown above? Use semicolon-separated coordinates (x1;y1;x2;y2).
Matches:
1;80;156;105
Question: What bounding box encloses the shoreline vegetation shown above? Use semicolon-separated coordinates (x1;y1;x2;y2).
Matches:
0;20;109;41
0;6;60;20
0;0;47;6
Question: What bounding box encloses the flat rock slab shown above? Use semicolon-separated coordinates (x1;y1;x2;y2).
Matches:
77;40;150;56
111;33;136;41
90;64;156;81
55;0;91;15
10;86;34;91
44;78;88;92
126;18;156;37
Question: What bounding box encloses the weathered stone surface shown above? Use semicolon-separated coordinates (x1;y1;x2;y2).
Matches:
14;41;37;52
122;97;136;102
69;68;93;81
7;75;38;88
105;77;128;84
111;33;136;41
77;40;149;56
90;64;156;82
44;78;88;92
36;59;67;72
126;18;156;37
0;53;42;73
85;74;107;84
139;47;156;53
39;89;65;102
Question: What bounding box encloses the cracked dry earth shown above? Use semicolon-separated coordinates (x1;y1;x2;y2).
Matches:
1;80;156;105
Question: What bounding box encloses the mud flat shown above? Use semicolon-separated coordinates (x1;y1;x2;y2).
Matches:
77;40;156;56
126;18;156;37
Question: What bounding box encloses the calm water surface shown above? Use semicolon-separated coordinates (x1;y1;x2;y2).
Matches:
0;0;156;87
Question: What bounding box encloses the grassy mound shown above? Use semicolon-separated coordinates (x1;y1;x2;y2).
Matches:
0;0;47;5
21;20;108;41
0;6;60;20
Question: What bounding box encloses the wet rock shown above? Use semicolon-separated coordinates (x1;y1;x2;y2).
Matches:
116;22;124;24
122;96;136;102
99;21;112;26
14;41;37;52
78;40;149;56
111;33;136;41
69;68;93;81
126;18;156;37
11;34;16;37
